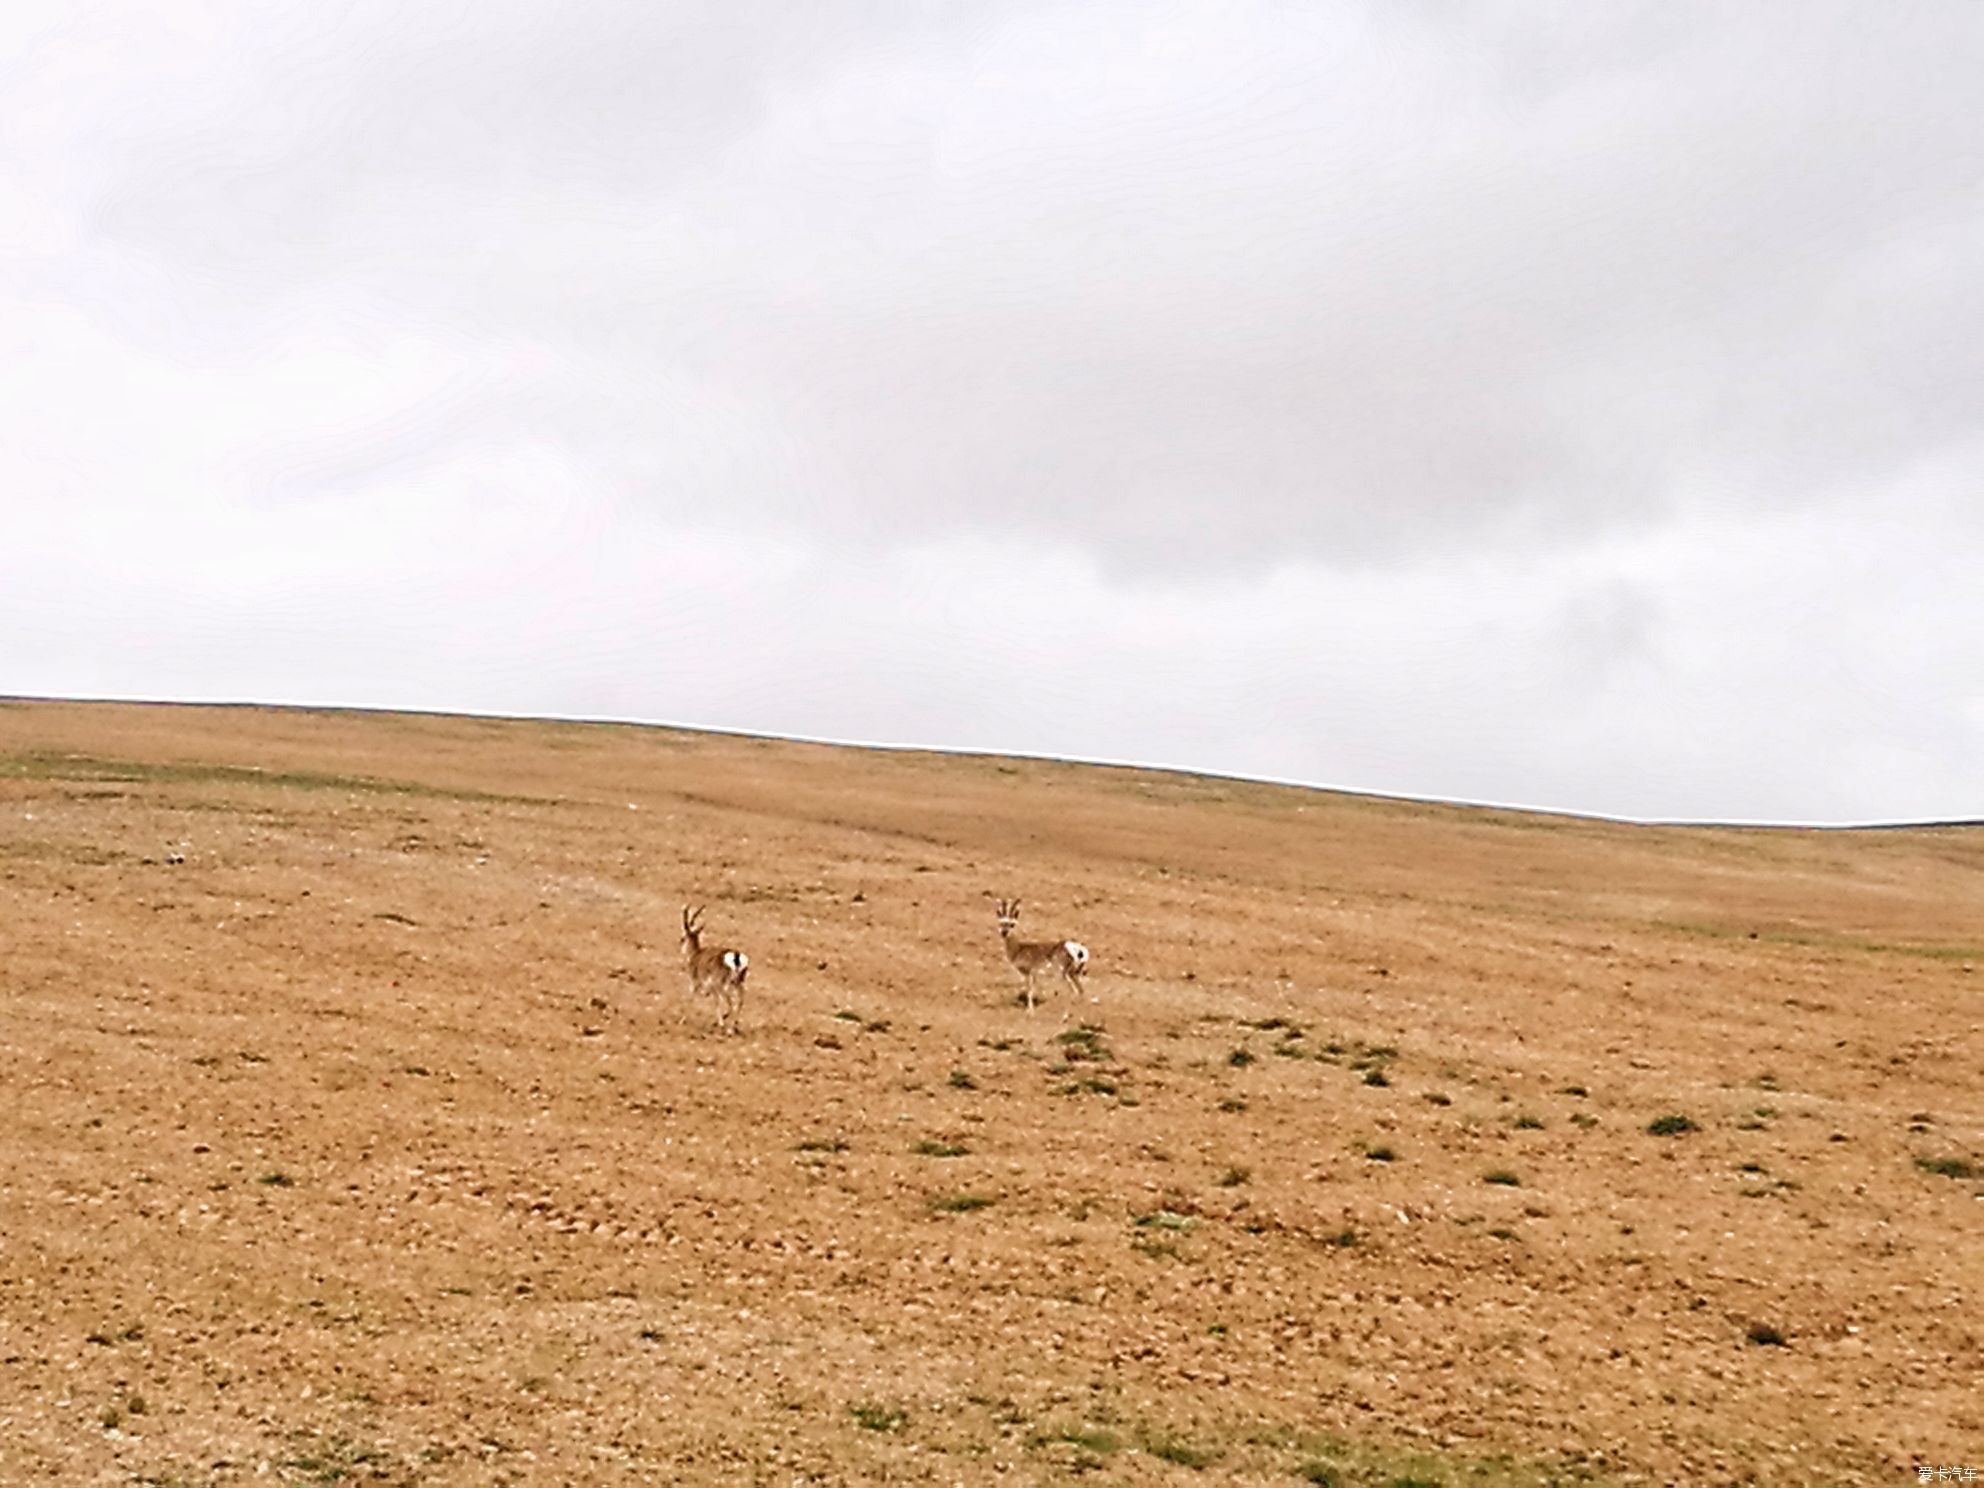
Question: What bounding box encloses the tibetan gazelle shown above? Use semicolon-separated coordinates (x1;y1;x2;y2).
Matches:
680;904;749;1035
993;897;1089;1011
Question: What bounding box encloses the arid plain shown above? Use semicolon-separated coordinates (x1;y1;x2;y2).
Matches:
1;701;1978;1486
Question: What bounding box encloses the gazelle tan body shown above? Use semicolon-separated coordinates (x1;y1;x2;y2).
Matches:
680;905;749;1035
993;898;1089;1011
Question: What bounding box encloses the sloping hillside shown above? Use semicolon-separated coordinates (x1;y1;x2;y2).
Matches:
1;701;1978;1484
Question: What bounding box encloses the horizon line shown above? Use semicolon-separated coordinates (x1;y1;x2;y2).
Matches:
3;690;1976;835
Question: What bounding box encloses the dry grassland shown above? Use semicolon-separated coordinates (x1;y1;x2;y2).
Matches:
0;701;1978;1485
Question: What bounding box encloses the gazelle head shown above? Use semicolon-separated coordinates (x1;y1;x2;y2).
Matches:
994;897;1021;938
681;904;704;957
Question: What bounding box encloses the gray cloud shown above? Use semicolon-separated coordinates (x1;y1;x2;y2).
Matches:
39;2;1980;566
3;1;1981;819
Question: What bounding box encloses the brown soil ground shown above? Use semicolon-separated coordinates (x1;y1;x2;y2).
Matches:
1;701;1978;1487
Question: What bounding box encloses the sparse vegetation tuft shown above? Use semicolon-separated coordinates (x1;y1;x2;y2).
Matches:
1038;1425;1122;1455
1483;1170;1520;1187
1057;1025;1111;1062
1057;1076;1119;1097
1914;1155;1978;1180
913;1139;968;1158
1647;1114;1698;1136
929;1192;993;1213
1140;1433;1216;1468
849;1403;909;1432
278;1434;391;1484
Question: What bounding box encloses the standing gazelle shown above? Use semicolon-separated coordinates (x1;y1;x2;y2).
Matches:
680;905;749;1035
993;897;1089;1012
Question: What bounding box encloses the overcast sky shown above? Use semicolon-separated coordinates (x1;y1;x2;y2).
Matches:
5;2;1981;823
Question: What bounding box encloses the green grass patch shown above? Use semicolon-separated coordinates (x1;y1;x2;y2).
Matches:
0;750;542;805
1139;1433;1216;1468
1914;1155;1978;1180
1056;1076;1119;1097
849;1403;909;1432
277;1433;391;1484
1033;1425;1122;1455
1262;1428;1609;1487
1349;1043;1398;1075
1657;918;1984;964
1056;1025;1112;1062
